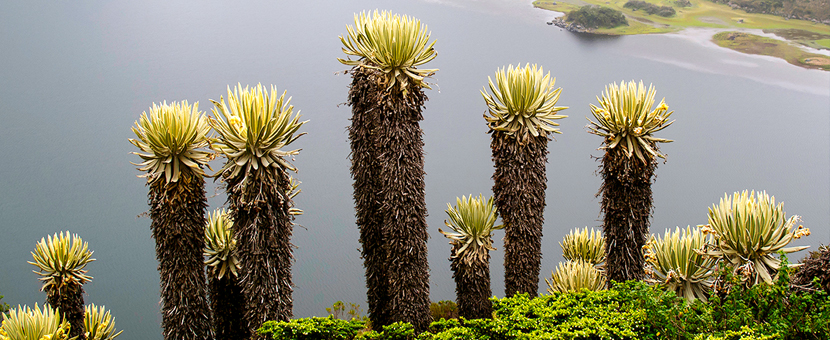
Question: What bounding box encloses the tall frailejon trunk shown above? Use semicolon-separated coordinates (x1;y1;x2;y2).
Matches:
46;284;85;340
228;168;293;338
491;132;548;298
599;146;656;285
209;275;248;339
347;67;389;328
450;247;492;320
149;173;213;340
376;81;432;332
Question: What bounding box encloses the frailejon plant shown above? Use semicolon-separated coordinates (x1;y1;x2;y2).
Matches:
83;305;122;340
129;100;214;340
561;227;605;265
644;226;717;302
0;304;72;340
545;260;606;294
29;232;93;339
698;190;810;286
587;80;674;286
210;83;306;335
204;209;247;339
482;63;567;297
339;10;436;331
440;194;503;319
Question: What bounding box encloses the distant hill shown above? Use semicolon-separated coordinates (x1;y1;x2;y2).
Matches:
708;0;830;23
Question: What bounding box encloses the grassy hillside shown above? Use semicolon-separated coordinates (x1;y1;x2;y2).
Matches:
535;0;830;36
709;0;830;23
534;0;830;70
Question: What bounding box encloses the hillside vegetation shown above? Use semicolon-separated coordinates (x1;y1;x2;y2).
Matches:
709;0;830;23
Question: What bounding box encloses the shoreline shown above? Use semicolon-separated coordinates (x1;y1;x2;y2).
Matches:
533;0;830;70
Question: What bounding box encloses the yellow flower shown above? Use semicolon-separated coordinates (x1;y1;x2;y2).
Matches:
657;101;669;111
633;127;643;134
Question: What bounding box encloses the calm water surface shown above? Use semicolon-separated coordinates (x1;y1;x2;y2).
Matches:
1;1;827;339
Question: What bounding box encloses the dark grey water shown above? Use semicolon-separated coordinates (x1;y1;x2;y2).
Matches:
1;1;828;339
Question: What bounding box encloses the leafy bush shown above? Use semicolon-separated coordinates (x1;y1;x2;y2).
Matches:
260;274;830;339
623;1;677;17
0;294;8;315
566;6;629;29
355;322;416;340
258;317;366;340
429;300;458;321
792;245;830;293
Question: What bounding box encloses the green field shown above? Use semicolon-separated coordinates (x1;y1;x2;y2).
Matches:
534;0;830;36
713;31;830;70
533;0;830;70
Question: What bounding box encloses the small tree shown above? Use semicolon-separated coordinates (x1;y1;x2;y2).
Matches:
440;194;503;319
587;80;673;286
129;100;214;340
210;83;307;336
29;232;94;339
204;209;248;339
481;64;568;297
339;10;437;331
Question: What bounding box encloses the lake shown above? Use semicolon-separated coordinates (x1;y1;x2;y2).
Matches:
0;0;827;339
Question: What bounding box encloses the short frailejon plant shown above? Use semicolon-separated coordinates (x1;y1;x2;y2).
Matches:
698;190;810;286
0;304;72;340
204;209;247;339
29;232;94;340
587;80;674;286
339;10;436;331
129;100;214;340
482;63;568;297
83;304;123;340
561;227;605;265
211;83;307;335
545;260;606;294
644;226;716;302
440;194;503;319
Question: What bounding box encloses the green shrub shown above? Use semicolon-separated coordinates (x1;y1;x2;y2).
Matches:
623;1;677;17
355;322;416;340
0;293;8;315
429;300;458;321
260;273;830;340
566;6;629;29
258;317;366;340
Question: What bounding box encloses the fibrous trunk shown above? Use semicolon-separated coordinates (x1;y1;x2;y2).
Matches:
347;67;389;328
209;275;248;339
599;146;656;285
376;79;431;333
347;66;432;332
149;174;213;340
450;247;493;320
491;132;548;297
46;284;85;340
227;168;294;338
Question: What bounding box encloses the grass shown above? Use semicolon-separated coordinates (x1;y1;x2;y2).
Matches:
713;31;830;70
536;0;830;35
533;0;830;70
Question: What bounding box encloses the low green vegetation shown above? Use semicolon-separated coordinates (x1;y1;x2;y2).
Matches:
624;0;677;17
533;0;830;70
567;6;630;28
712;31;830;70
708;0;830;22
259;277;830;340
